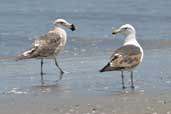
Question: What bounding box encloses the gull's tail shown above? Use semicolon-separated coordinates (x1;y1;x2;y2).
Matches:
0;55;32;61
15;47;37;61
15;55;31;61
100;63;124;72
100;63;113;72
0;56;16;60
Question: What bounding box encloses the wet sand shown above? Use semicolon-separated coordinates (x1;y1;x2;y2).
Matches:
0;90;171;114
0;38;171;114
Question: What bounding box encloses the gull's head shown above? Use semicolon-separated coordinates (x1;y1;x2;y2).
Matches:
112;24;136;35
53;19;76;31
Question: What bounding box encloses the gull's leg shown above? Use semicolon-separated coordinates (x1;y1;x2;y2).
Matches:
130;71;135;89
40;59;44;85
54;58;64;80
121;71;125;89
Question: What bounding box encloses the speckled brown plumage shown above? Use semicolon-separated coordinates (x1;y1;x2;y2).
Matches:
100;45;142;72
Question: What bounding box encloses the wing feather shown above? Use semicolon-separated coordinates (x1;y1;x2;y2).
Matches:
16;32;62;60
110;45;142;69
100;45;142;72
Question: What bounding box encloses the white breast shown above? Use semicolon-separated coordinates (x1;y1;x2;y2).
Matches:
53;27;67;56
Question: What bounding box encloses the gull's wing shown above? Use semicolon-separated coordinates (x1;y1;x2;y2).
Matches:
100;45;142;72
16;32;61;60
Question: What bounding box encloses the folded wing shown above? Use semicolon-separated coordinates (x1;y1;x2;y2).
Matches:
100;45;142;72
16;32;61;61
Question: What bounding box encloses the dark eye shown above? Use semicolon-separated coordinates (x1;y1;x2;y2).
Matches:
124;27;128;30
60;22;64;24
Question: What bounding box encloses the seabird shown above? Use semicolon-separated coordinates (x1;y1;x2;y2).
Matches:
100;24;143;89
16;19;76;82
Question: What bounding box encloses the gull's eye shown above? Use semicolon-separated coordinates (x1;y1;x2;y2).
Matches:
60;22;64;24
124;27;128;30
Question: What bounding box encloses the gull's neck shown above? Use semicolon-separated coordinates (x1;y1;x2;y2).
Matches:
124;32;139;46
53;26;64;31
49;26;67;39
50;26;65;34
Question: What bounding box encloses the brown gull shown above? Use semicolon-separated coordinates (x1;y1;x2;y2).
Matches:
16;19;76;83
100;24;143;89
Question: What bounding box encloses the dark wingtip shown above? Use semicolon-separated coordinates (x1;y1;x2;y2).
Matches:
99;63;110;73
15;55;30;61
15;56;22;61
99;68;105;72
15;58;20;61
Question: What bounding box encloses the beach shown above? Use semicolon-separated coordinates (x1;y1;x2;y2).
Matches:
0;0;171;113
0;38;171;114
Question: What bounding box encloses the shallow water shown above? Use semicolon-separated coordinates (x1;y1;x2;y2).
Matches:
0;38;171;113
0;0;171;114
0;38;171;95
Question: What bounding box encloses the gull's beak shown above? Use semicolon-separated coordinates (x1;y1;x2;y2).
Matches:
70;24;76;31
112;28;120;35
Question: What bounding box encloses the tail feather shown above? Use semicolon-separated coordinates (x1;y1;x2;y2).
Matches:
100;63;113;72
15;55;31;61
15;47;36;61
100;63;124;72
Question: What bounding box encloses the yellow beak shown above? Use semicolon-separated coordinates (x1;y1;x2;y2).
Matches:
112;29;120;35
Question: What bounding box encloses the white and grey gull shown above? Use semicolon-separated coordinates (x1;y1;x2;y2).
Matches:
16;19;76;82
100;24;143;89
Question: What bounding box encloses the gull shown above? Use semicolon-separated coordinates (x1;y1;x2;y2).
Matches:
16;19;76;82
100;24;143;89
